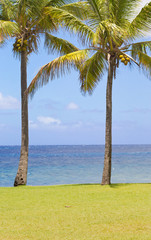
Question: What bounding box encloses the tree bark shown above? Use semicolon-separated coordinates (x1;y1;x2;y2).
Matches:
14;51;28;186
101;55;114;185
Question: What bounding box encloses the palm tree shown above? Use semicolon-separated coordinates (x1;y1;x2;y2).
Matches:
27;0;151;185
1;0;73;186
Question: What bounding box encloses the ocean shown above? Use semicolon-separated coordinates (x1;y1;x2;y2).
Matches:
0;145;151;187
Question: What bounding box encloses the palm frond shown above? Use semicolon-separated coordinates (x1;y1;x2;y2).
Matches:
138;51;151;76
27;49;89;97
0;20;19;38
131;41;151;60
0;0;15;20
129;2;151;37
45;0;71;8
86;0;104;22
80;51;106;94
83;0;111;29
44;6;94;44
109;0;140;25
60;1;90;20
98;21;127;47
44;33;79;55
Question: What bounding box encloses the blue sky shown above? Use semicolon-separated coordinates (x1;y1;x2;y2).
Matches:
0;0;151;145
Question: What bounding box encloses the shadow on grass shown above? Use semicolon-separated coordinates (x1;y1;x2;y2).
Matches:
109;183;151;188
109;183;130;189
57;183;100;188
62;183;151;189
57;183;132;189
16;182;151;189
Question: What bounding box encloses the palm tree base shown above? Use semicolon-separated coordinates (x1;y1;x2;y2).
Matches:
14;175;26;186
101;174;111;185
101;180;111;185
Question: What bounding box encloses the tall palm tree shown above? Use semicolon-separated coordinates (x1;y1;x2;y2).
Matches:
27;0;151;185
1;0;73;186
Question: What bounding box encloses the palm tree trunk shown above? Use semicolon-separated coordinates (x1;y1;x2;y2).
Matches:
14;51;28;186
101;55;114;185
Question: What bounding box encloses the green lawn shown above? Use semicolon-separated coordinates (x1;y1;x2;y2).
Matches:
0;184;151;240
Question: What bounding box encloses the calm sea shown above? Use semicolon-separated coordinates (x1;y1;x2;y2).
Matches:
0;145;151;187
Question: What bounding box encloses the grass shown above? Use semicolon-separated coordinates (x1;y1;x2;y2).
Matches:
0;183;151;240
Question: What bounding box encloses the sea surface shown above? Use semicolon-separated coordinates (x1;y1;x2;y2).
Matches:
0;145;151;187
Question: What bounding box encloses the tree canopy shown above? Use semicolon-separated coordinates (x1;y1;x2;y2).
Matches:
27;0;151;96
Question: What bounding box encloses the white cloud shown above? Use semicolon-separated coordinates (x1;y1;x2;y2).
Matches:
37;116;61;125
28;117;103;134
29;120;38;129
72;121;83;128
67;102;79;110
0;92;20;110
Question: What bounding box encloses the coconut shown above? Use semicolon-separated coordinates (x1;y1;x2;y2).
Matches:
23;40;28;45
126;57;130;62
124;61;128;65
119;55;124;59
121;58;125;62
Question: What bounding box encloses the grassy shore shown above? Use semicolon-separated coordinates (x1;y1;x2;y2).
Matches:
0;183;151;240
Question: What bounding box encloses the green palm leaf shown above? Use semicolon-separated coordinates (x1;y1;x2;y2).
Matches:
130;2;151;37
60;1;90;20
93;21;127;48
45;0;71;7
110;0;140;25
131;41;151;60
44;6;94;44
80;51;106;94
44;33;79;55
27;49;89;97
0;20;19;38
86;0;104;22
138;51;151;76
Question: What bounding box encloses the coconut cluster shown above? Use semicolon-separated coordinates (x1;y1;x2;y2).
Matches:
119;54;130;65
13;38;28;52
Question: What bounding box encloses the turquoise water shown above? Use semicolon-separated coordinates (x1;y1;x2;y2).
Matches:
0;145;151;187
